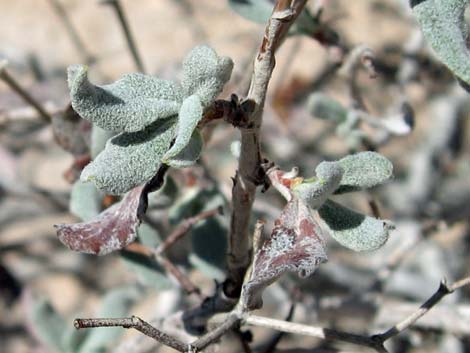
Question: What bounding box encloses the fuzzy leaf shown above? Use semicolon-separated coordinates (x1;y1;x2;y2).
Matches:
90;125;116;159
412;0;470;85
228;0;273;24
307;93;348;123
318;199;394;252
70;180;103;222
55;186;143;255
335;151;393;193
163;95;203;162
77;287;138;353
166;130;203;168
294;161;344;209
29;297;67;353
181;45;233;107
81;119;176;195
244;197;327;309
68;65;182;133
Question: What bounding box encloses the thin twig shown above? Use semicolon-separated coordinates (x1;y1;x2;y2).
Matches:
190;314;240;351
74;316;187;352
156;207;222;255
374;276;470;342
127;207;221;295
47;0;95;65
368;220;442;292
125;242;201;296
226;0;308;298
339;44;377;110
243;314;387;352
0;61;52;123
156;254;201;296
101;0;146;73
261;302;296;353
241;276;470;352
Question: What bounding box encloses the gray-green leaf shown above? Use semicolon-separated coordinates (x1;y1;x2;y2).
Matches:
29;297;67;353
70;180;103;221
68;65;182;133
181;45;233;107
294;161;344;209
163;95;203;162
412;0;470;85
307;93;348;123
166;129;203;168
228;0;273;24
336;151;393;193
318;199;394;251
81;118;177;195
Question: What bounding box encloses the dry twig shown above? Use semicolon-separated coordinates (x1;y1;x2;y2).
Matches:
0;61;52;123
242;276;470;352
226;0;308;298
101;0;146;73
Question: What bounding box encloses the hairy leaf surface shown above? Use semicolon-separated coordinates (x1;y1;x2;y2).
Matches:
181;45;234;107
166;130;203;168
81;119;176;195
336;151;393;193
294;161;344;209
413;0;470;85
244;197;327;309
163;95;203;162
68;65;182;133
318;199;394;252
55;186;143;255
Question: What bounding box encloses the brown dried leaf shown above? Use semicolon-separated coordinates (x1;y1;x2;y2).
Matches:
243;197;328;309
55;186;143;255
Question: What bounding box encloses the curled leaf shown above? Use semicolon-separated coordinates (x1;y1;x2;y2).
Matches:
336;151;393;193
163;94;203;162
81;119;176;195
166;129;203;168
243;197;327;309
412;0;470;85
318;199;394;252
294;161;344;209
68;65;182;133
55;186;143;255
181;45;234;107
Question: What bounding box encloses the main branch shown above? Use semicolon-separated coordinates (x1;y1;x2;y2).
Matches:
225;0;308;298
